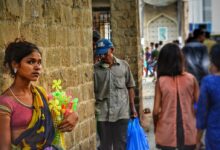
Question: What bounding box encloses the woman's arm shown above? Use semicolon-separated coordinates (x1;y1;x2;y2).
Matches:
153;80;162;133
0;111;11;149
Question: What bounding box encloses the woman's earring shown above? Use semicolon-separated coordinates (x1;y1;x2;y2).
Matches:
14;68;17;74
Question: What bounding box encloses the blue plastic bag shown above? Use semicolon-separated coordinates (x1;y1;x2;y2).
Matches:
127;118;150;150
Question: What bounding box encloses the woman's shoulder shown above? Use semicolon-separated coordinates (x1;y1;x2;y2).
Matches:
0;95;14;113
182;72;194;77
202;74;220;83
181;72;197;81
158;72;196;83
0;92;14;103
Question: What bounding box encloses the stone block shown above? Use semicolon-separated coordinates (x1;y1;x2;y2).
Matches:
62;0;74;6
20;24;33;42
124;29;136;37
72;9;82;28
6;0;21;18
86;100;95;117
31;25;49;47
64;132;74;149
45;48;61;68
77;66;83;84
67;29;76;46
114;1;132;11
88;82;95;100
80;121;90;139
66;69;76;87
82;66;89;83
24;1;33;21
53;4;62;23
56;27;68;46
89;117;96;135
48;26;57;47
69;47;78;67
73;126;81;145
61;5;73;26
89;135;96;150
0;22;20;43
80;47;88;64
87;50;93;64
81;10;92;27
81;0;90;9
78;103;86;122
0;73;13;92
85;66;93;83
0;30;6;49
81;84;87;101
70;68;78;86
117;20;128;28
60;47;71;67
79;140;90;150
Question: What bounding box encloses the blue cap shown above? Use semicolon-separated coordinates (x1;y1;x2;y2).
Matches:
95;38;113;55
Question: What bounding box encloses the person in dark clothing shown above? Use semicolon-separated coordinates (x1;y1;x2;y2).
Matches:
93;30;101;63
182;28;210;85
185;32;194;44
196;44;220;150
151;43;160;81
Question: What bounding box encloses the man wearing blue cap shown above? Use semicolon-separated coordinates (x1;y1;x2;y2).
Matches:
94;38;137;150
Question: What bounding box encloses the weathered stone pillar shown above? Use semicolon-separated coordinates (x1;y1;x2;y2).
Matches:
182;0;189;42
110;0;142;113
0;0;96;150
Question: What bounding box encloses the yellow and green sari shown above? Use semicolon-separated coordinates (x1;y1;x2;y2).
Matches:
11;86;61;150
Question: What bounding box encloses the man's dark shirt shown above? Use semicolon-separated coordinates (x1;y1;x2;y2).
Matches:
182;40;210;85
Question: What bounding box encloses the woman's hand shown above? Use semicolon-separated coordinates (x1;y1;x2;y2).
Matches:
58;111;78;132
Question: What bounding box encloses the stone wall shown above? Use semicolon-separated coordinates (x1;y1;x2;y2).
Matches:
110;0;143;114
0;0;96;150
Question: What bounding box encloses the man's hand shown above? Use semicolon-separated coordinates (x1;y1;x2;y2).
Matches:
130;105;138;118
131;111;138;118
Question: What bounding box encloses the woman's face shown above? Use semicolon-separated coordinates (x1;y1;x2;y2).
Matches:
15;51;42;81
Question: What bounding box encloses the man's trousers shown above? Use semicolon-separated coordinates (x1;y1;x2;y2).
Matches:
97;119;129;150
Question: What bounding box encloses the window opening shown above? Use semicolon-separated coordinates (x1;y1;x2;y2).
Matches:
93;7;111;40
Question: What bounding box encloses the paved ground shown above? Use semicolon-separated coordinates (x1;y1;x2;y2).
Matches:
142;77;157;150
